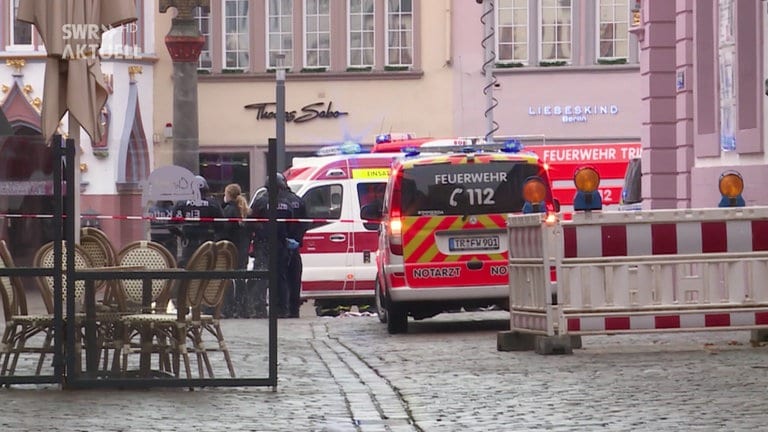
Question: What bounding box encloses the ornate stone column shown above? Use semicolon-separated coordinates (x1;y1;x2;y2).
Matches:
159;0;209;174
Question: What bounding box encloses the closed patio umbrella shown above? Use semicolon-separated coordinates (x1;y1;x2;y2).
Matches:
17;0;137;143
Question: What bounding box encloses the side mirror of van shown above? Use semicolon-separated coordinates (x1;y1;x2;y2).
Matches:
552;198;561;213
360;203;383;231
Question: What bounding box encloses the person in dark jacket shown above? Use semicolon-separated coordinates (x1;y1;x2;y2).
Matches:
171;175;223;267
283;183;307;318
219;183;251;318
249;173;294;318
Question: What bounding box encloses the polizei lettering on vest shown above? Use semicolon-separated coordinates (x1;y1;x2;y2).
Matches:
434;172;507;185
412;267;461;279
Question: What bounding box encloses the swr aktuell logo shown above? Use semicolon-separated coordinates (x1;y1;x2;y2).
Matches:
61;23;141;60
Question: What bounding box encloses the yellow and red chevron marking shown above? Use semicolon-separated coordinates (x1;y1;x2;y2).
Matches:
402;214;507;263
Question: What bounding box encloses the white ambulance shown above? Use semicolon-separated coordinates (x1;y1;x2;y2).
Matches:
281;143;412;316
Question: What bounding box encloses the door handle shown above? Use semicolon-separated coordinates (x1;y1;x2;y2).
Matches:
329;234;346;242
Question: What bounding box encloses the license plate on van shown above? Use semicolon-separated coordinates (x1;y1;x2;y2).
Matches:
449;236;499;252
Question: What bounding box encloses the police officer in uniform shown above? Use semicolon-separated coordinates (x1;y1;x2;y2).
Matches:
171;175;223;267
249;173;294;317
283;177;307;318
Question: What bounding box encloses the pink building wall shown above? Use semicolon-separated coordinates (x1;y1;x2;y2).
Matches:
640;0;766;208
451;1;642;144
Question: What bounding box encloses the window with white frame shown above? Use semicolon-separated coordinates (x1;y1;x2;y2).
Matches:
10;0;32;46
195;5;212;70
224;0;249;70
386;0;413;66
348;0;375;67
598;0;629;59
304;0;330;68
268;0;293;68
497;0;528;64
540;0;572;62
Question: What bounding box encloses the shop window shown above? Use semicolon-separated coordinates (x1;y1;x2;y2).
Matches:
199;152;251;202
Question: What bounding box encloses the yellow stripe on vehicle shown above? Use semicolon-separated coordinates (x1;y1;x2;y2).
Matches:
351;168;391;179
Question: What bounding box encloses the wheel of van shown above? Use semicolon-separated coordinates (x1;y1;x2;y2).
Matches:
387;302;408;334
375;278;388;324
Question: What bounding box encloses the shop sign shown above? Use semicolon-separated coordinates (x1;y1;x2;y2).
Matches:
528;104;619;124
244;101;349;123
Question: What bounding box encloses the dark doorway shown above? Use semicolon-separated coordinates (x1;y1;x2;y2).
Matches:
0;127;54;266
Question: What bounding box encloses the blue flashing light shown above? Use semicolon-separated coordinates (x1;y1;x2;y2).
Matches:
376;134;391;144
718;196;746;208
573;190;603;211
501;139;524;153
316;141;365;156
402;146;421;157
522;201;546;214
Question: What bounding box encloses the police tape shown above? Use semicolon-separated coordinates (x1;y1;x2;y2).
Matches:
0;213;357;224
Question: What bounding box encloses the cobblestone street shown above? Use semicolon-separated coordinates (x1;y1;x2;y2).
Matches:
2;302;768;431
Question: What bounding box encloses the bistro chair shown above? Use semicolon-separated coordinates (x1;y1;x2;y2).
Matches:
80;227;120;307
186;240;237;378
119;241;215;379
31;241;118;373
0;240;55;377
114;240;177;373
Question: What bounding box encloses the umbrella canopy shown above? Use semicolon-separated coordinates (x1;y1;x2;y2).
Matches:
17;0;136;142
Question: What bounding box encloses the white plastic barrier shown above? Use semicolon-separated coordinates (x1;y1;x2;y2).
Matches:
508;207;768;340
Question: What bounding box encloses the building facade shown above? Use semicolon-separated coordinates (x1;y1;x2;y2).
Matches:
153;0;454;200
155;1;645;200
453;0;642;144
0;0;157;264
637;0;766;208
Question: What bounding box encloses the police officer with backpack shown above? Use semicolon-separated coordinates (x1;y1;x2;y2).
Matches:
171;175;223;267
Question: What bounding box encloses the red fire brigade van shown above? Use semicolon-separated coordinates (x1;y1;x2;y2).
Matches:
363;141;558;333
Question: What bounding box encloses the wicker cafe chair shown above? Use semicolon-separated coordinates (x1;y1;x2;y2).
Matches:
0;240;55;377
120;241;215;379
115;241;177;373
31;241;114;372
80;227;119;307
186;240;237;378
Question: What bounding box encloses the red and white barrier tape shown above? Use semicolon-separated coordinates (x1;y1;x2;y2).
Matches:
0;213;357;223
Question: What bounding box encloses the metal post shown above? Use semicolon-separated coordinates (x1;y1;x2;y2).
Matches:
275;53;287;172
51;135;64;381
64;138;77;383
267;138;279;388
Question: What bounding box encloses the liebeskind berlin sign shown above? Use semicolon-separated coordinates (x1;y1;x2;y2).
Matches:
528;104;619;124
244;101;349;123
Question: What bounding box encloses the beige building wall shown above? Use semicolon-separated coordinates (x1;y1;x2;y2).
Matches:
153;1;453;195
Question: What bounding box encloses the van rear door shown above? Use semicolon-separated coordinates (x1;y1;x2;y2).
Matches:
399;159;545;289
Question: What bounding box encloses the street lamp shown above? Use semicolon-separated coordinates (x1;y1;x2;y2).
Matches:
275;53;287;172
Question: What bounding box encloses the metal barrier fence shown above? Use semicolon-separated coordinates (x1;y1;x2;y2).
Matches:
503;208;768;354
0;137;281;388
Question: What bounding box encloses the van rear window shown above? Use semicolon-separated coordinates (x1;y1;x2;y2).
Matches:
400;162;544;216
